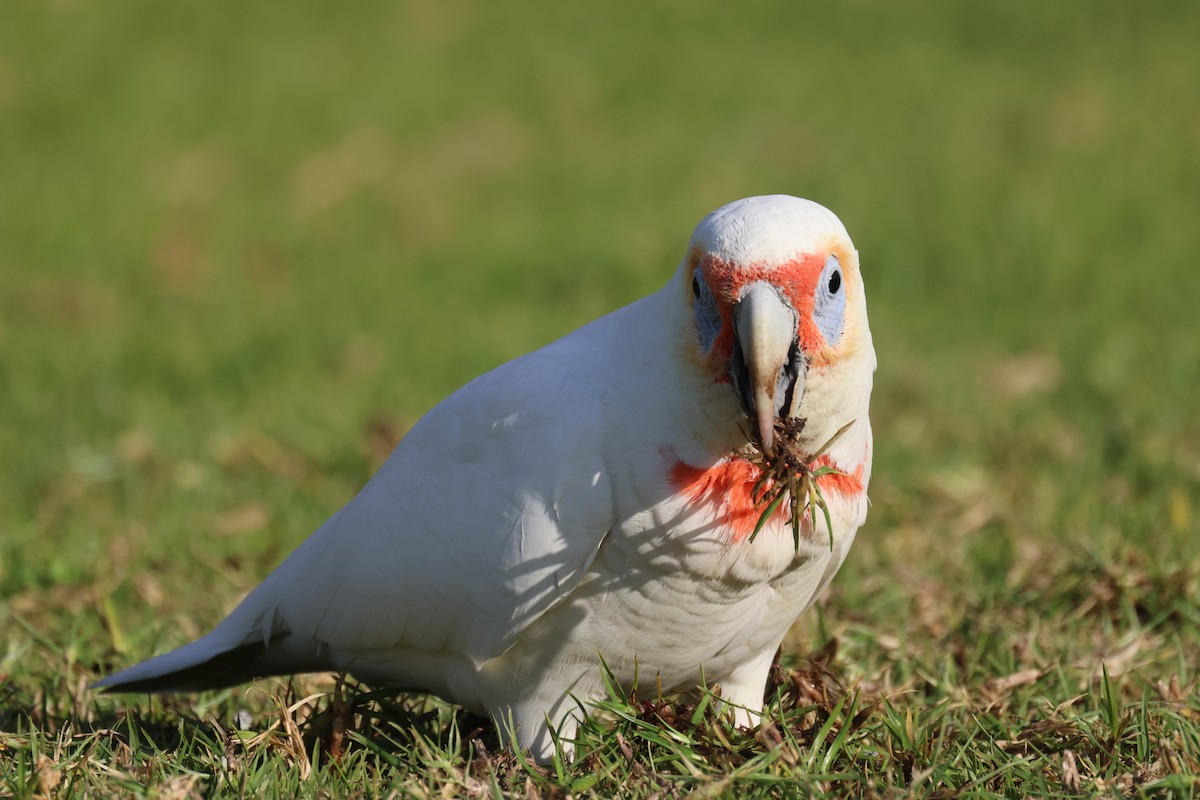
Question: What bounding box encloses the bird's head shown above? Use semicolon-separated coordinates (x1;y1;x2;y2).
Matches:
682;195;874;456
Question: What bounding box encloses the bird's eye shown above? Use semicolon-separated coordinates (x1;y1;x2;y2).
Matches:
827;270;841;294
812;254;847;347
691;268;721;351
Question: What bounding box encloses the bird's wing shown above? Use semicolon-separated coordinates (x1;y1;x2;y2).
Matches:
209;333;620;671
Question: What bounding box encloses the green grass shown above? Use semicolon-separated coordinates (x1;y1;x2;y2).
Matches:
3;0;1199;796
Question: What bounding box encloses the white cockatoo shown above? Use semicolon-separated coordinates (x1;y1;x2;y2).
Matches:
97;195;875;762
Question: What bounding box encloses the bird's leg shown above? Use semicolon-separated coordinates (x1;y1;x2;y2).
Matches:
714;649;776;730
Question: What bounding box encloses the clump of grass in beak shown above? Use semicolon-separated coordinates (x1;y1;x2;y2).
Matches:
747;418;855;552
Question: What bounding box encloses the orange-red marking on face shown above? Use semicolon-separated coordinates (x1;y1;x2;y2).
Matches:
701;252;835;372
669;456;864;542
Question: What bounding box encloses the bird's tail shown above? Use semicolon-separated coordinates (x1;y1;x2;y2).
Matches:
92;599;323;694
93;619;289;694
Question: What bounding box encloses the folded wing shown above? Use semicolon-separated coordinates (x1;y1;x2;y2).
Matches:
96;333;620;693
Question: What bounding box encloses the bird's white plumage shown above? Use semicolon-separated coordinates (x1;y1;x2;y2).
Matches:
97;195;876;762
691;195;852;268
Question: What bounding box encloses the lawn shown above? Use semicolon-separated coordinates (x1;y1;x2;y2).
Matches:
2;0;1199;796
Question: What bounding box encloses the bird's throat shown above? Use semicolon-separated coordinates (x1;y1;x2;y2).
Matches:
669;455;864;542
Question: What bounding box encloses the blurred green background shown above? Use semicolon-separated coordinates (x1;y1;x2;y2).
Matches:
2;0;1198;684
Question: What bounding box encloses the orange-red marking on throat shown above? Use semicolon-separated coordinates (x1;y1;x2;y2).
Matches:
669;455;864;542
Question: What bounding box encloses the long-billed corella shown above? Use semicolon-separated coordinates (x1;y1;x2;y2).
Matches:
97;195;876;762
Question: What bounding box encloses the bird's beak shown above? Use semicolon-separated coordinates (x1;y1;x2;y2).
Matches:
732;283;803;456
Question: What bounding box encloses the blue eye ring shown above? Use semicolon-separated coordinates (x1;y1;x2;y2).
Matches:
692;267;721;352
813;255;847;347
